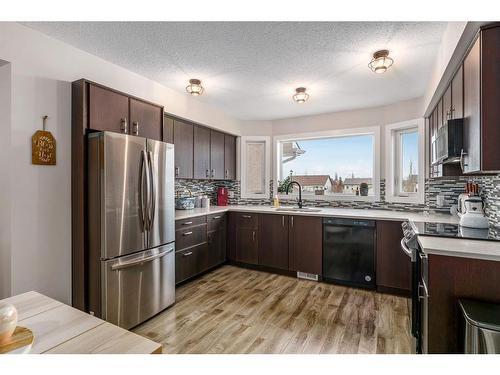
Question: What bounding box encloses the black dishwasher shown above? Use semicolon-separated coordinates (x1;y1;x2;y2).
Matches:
323;218;376;289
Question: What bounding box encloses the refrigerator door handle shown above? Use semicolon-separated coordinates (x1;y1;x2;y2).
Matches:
110;247;174;271
147;151;156;231
138;151;147;232
144;150;152;231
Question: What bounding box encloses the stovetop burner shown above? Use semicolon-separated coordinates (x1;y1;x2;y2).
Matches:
411;222;500;241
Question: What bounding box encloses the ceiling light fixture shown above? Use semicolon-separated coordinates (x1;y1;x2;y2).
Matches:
368;50;394;74
186;79;204;96
292;87;309;103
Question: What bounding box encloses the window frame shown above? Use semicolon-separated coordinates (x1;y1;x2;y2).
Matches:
240;135;271;199
384;119;425;204
273;126;381;202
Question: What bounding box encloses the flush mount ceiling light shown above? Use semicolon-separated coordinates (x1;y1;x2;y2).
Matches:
292;87;309;104
185;79;204;96
368;50;394;74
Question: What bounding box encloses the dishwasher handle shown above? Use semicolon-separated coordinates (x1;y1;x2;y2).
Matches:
323;218;376;228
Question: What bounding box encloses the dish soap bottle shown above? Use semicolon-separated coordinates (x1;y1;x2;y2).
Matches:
273;195;280;208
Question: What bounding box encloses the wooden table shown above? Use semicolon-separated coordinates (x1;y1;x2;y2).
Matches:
1;291;162;354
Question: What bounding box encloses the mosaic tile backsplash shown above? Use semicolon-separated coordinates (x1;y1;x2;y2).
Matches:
175;174;500;228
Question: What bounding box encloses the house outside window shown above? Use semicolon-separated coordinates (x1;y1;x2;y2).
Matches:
274;127;380;201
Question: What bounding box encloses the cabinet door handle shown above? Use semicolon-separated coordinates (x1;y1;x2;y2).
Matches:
182;231;193;236
282;216;285;227
225;169;229;179
182;221;193;225
206;169;209;178
460;149;468;172
252;231;256;241
291;216;294;227
211;169;215;178
175;167;180;177
121;118;128;134
132;121;139;135
182;251;193;257
242;215;251;219
213;216;221;220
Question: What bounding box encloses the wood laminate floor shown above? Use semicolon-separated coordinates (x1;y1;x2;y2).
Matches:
133;265;411;354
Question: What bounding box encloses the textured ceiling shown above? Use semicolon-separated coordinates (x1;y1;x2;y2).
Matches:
22;22;448;120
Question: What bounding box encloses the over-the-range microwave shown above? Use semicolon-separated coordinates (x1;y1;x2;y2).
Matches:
431;118;463;165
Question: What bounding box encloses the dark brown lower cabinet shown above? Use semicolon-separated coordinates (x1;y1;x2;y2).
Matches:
175;244;209;284
175;214;226;284
208;229;226;267
427;254;500;353
376;220;411;294
258;214;289;270
288;215;322;275
236;228;259;265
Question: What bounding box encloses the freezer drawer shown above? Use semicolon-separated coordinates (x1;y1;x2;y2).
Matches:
102;244;175;330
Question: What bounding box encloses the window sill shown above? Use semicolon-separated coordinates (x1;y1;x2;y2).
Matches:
277;194;380;202
241;194;270;200
385;194;423;205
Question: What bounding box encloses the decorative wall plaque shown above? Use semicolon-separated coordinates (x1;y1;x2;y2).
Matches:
32;116;56;166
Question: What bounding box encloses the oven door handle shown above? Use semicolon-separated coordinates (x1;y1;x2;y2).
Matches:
418;281;429;299
400;238;416;261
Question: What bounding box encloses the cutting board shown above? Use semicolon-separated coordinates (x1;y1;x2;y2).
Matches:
0;326;34;354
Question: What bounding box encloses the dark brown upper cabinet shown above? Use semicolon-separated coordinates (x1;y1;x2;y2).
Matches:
224;134;236;180
288;215;322;275
173;120;194;179
462;25;500;173
210;130;225;180
89;84;129;133
258;214;289;270
436;98;443;129
166;114;236;181
193;125;211;179
129;98;163;140
163;116;174;144
427;24;500;176
463;36;481;174
451;65;463;119
442;85;452;122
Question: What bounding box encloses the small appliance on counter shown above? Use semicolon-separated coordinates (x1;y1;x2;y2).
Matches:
457;182;489;229
217;187;229;206
459;196;489;229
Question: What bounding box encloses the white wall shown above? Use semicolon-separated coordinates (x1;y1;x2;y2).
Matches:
0;61;12;299
0;22;247;304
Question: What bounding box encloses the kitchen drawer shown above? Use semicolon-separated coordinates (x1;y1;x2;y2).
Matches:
175;243;209;284
233;212;258;229
175;224;207;250
208;213;226;231
175;215;206;230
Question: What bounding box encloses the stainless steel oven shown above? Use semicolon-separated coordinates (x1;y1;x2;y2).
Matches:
418;250;429;354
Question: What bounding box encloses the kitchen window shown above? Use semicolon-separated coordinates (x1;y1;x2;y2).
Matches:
385;119;425;204
240;136;271;199
274;127;380;201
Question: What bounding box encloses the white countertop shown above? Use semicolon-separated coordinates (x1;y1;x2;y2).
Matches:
418;235;500;262
175;204;460;224
175;205;500;262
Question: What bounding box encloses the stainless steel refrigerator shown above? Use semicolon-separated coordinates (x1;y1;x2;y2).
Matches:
87;131;175;329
